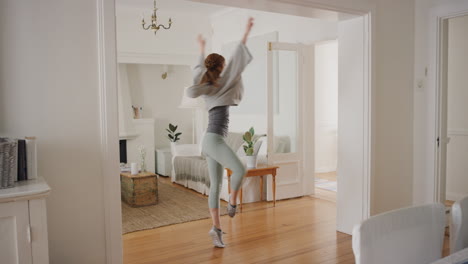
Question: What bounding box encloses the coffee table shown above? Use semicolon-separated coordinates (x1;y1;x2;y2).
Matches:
120;172;158;207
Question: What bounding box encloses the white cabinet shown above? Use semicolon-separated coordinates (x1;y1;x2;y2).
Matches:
0;178;51;264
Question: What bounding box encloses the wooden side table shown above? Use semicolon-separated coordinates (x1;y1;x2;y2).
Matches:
226;166;279;212
121;172;158;207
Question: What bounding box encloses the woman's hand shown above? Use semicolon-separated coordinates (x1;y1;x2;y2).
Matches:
242;17;254;44
197;34;206;54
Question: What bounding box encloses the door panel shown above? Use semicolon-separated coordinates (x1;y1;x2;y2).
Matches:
0;201;32;264
267;42;305;201
272;49;298;154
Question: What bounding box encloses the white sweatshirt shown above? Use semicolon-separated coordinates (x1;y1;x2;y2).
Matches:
186;42;253;110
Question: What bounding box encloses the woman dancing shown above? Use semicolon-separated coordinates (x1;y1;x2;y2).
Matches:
186;17;254;248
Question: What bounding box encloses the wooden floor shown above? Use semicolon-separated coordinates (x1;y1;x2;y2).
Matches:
314;172;337;203
123;176;451;264
123;195;355;264
315;172;337;182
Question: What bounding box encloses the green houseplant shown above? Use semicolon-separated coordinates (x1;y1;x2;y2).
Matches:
167;123;181;142
167;123;182;155
243;127;262;168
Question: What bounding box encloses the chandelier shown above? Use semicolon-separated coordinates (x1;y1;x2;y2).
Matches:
141;0;172;35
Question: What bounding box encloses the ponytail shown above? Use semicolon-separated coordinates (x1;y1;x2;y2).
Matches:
200;53;225;86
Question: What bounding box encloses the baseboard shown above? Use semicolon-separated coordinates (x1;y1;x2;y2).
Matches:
315;167;337;174
446;192;467;202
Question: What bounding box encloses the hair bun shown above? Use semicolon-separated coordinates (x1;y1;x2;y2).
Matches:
201;53;225;85
204;53;225;70
205;60;218;70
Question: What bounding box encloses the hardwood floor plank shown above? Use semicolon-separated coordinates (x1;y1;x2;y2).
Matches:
123;182;452;263
315;172;337;182
123;195;355;264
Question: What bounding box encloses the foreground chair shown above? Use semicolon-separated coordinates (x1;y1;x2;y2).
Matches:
451;196;468;253
352;203;446;264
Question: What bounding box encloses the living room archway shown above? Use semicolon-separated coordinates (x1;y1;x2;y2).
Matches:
96;0;374;262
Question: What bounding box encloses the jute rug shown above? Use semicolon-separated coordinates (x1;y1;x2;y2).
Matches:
122;179;227;234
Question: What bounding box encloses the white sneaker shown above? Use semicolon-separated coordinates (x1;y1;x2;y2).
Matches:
208;226;225;248
227;195;237;218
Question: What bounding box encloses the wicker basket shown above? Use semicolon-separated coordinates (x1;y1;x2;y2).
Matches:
0;138;17;189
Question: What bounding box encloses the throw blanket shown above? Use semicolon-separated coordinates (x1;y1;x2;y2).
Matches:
173;132;286;188
174;156;211;187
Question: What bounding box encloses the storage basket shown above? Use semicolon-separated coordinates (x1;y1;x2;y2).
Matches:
0;138;17;189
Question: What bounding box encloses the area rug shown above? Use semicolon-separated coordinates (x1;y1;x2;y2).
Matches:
315;178;337;192
122;180;227;234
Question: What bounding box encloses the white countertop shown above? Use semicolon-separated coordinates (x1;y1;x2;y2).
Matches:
0;177;51;203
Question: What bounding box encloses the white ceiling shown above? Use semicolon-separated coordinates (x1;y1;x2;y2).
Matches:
116;0;228;15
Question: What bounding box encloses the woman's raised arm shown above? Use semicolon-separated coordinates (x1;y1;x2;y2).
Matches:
198;34;206;55
241;17;254;45
193;34;207;84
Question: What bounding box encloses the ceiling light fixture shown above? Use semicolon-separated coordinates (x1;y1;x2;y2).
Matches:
141;0;172;35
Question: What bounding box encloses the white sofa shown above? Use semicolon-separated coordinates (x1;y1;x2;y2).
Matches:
171;132;267;204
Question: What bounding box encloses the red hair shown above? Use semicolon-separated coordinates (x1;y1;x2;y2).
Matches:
200;53;225;86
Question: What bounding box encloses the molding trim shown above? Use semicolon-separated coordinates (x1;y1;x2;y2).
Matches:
117;52;197;66
97;0;123;263
447;192;468;202
315;167;337;173
448;129;468;136
188;0;365;20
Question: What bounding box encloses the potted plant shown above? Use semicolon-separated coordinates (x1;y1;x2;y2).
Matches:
167;123;182;155
243;127;260;168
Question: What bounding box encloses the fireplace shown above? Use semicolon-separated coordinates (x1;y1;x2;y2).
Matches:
119;140;127;164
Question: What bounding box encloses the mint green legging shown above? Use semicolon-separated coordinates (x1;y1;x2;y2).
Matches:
202;132;246;209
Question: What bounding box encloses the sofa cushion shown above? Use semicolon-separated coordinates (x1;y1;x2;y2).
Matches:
225;132;245;151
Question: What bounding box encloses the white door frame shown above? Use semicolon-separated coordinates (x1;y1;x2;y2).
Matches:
427;1;468;204
97;0;374;262
97;0;123;263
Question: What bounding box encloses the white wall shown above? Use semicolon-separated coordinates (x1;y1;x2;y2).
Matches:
211;9;338;52
446;15;468;201
0;0;107;263
372;0;414;214
127;119;156;173
125;64;194;149
315;41;338;173
210;8;338;136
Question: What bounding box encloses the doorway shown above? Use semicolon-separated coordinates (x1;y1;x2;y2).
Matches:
433;13;468;206
313;40;338;201
97;0;374;261
445;15;468;204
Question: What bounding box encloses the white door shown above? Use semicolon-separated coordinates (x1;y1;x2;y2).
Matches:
0;201;32;264
437;19;449;204
337;16;370;234
266;42;307;200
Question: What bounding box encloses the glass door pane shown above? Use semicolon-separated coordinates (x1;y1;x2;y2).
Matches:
272;50;298;154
